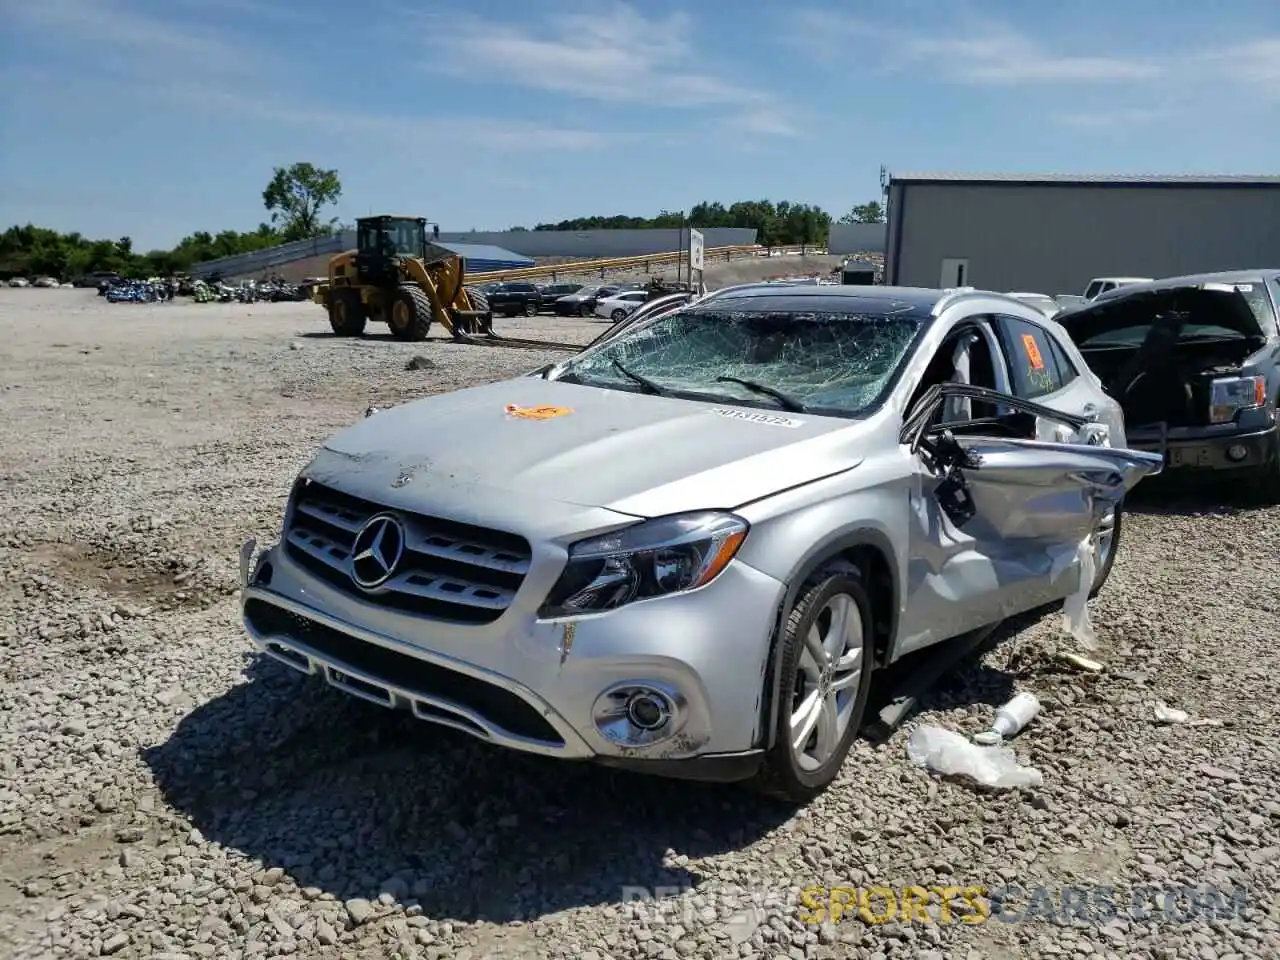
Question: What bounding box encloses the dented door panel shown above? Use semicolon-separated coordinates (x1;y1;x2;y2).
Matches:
946;438;1162;540
895;383;1163;657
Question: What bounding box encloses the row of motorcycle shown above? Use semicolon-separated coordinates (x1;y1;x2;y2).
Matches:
100;277;308;304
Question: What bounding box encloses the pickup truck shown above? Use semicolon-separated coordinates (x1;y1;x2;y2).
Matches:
486;282;542;317
1084;276;1152;300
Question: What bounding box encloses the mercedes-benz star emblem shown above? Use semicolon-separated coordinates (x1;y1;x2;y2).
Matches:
349;514;406;589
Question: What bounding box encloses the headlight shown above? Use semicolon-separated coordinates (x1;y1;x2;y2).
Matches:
538;511;749;618
1209;376;1265;424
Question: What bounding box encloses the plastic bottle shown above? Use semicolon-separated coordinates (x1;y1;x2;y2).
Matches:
973;692;1041;744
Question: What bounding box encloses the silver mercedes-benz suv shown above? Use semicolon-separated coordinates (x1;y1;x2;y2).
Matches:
240;284;1161;802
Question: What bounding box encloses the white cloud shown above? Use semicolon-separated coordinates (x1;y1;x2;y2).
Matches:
791;8;1280;108
9;0;259;80
721;108;803;138
419;2;798;136
3;1;611;153
142;83;615;152
1051;107;1173;129
792;12;1162;85
1201;39;1280;94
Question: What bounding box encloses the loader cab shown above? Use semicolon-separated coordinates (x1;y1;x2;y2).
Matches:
355;215;427;285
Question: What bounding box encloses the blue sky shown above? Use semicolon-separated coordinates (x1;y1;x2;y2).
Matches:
3;0;1279;250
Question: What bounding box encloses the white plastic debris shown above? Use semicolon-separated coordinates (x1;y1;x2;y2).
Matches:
1060;652;1105;673
907;726;1044;790
973;692;1042;745
1061;533;1098;649
1154;701;1189;724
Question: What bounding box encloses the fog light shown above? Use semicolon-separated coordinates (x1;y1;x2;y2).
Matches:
592;682;685;747
1226;444;1248;462
626;692;670;730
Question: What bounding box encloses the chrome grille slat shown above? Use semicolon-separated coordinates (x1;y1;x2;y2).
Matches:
407;534;530;575
286;526;351;571
294;500;367;534
388;571;513;610
284;482;532;624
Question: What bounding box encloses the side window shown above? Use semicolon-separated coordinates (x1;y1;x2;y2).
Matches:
1045;334;1079;387
994;315;1066;399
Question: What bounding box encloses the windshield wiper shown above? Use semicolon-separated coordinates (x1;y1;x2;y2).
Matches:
714;375;807;412
612;359;669;395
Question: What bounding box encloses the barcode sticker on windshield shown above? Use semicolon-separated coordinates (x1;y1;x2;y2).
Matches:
710;408;804;428
1234;284;1254;292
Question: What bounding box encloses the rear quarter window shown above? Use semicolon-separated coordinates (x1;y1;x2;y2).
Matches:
995;315;1072;398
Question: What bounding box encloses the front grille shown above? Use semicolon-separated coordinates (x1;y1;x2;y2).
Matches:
285;481;531;625
245;599;564;744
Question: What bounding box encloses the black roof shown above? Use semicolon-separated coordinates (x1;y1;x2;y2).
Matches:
699;283;948;318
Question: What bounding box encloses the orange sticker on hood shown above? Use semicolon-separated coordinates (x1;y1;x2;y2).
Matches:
505;403;573;420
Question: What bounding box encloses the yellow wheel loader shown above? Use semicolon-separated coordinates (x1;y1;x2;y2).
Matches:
312;215;580;351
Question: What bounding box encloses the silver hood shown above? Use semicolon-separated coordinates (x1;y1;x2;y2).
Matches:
315;378;865;518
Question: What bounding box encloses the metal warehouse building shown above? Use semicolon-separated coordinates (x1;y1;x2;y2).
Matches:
883;173;1280;296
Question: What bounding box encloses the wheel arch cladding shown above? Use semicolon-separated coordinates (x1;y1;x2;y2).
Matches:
756;529;899;751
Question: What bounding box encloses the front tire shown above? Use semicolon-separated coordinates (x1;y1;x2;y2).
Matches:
524;300;539;317
1247;403;1280;504
753;565;875;803
329;288;367;336
611;308;628;322
388;284;433;342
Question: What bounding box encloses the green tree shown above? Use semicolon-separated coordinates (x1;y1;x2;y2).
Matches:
0;222;285;280
838;201;885;224
262;162;343;241
529;198;833;246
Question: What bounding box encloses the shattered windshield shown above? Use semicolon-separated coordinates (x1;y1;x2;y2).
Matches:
554;308;924;416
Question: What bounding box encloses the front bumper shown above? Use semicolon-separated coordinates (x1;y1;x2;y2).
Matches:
238;539;781;781
1127;422;1279;472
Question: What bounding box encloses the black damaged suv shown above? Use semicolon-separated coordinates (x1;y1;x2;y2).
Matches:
1056;270;1280;500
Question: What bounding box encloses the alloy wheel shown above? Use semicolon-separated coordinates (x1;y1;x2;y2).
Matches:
789;594;864;772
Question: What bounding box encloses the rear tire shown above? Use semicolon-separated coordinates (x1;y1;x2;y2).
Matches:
329;288;367;336
611;308;627;322
752;564;875;804
388;284;433;342
579;303;593;317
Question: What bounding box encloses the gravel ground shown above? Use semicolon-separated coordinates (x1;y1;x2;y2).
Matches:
1;288;1278;960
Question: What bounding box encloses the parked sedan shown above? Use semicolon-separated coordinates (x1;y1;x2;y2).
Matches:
538;282;583;311
594;289;650;321
554;284;625;317
1056;270;1280;499
239;285;1160;804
